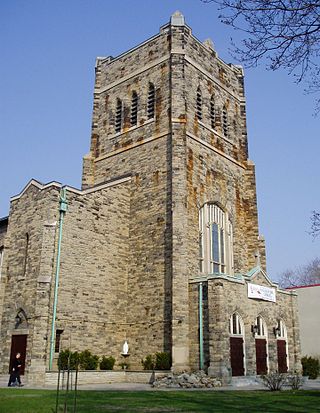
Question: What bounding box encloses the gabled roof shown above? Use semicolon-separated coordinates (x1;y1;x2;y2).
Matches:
10;179;62;202
243;265;278;288
10;175;132;204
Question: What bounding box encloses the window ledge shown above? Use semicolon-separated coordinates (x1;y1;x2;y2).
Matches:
198;120;235;146
108;118;154;140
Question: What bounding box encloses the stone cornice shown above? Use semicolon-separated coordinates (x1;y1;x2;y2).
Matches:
94;131;170;163
96;51;243;103
186;132;247;170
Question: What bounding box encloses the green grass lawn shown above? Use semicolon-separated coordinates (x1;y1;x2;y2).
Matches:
0;389;320;413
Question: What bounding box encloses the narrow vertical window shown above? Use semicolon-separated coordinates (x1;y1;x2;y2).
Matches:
199;208;204;273
147;83;155;119
256;316;267;337
23;233;29;277
131;91;138;126
0;246;4;280
222;105;228;137
196;87;202;121
210;96;216;129
55;329;64;353
115;98;122;133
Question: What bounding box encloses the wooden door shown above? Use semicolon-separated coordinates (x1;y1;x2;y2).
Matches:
9;335;27;375
277;340;288;373
255;338;267;375
230;337;245;376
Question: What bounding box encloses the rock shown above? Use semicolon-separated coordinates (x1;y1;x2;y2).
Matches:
152;370;222;389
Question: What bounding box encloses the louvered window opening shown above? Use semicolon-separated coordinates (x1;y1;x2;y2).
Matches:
196;89;202;121
222;106;228;137
147;84;155;119
115;99;122;133
210;97;216;129
131;92;138;126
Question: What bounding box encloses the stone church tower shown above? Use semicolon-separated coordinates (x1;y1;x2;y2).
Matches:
0;12;300;383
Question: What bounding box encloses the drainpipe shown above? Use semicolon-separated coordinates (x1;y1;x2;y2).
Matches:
199;282;204;370
49;188;68;370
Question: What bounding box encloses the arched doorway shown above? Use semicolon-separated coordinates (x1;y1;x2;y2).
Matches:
275;319;288;373
254;316;268;375
9;309;28;375
229;313;245;376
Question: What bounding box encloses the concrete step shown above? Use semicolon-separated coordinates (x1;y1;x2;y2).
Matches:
231;376;260;387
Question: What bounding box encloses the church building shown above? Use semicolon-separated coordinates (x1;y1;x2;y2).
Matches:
0;12;300;384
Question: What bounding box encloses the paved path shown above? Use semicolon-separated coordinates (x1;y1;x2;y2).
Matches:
0;375;319;391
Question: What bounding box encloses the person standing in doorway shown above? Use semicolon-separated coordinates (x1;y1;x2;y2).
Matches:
8;352;23;387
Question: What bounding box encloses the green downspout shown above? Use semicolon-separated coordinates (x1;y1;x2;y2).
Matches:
199;282;204;370
49;188;68;370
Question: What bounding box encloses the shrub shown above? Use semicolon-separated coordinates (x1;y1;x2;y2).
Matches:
58;350;79;370
155;352;171;370
142;352;172;370
79;349;99;370
261;372;287;391
287;373;304;390
142;354;156;370
301;356;320;379
100;356;116;370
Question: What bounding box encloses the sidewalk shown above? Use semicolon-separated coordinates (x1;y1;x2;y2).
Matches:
0;374;319;391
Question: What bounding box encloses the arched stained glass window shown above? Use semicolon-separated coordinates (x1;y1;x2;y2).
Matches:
199;203;233;274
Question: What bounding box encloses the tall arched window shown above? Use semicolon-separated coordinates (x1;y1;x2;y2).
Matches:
222;105;228;137
199;203;233;274
275;319;288;373
254;315;269;374
255;316;267;338
229;313;244;336
147;83;155;119
229;312;246;376
210;95;216;129
196;87;202;121
115;98;122;133
275;319;287;339
130;91;138;126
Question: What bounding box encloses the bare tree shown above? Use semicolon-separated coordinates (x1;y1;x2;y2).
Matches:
279;257;320;288
311;210;320;238
202;0;320;109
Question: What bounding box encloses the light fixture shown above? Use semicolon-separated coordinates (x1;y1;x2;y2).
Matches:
15;314;22;326
273;326;281;338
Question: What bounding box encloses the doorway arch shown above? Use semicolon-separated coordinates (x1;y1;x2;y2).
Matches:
254;316;268;375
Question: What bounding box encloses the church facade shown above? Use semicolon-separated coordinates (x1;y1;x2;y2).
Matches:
0;12;300;383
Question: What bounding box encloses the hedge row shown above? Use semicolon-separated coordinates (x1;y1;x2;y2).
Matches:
58;350;115;370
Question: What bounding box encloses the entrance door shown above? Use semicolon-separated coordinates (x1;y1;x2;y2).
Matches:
277;340;288;373
9;335;27;375
230;337;244;376
255;338;267;375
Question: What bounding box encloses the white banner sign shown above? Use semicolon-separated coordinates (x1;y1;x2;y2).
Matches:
248;283;276;303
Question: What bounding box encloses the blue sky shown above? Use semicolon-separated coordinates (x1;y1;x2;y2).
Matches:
0;0;319;280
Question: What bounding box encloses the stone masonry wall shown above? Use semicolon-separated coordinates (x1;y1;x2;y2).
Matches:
0;219;8;333
81;24;174;368
52;181;131;368
0;183;61;374
181;32;263;276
